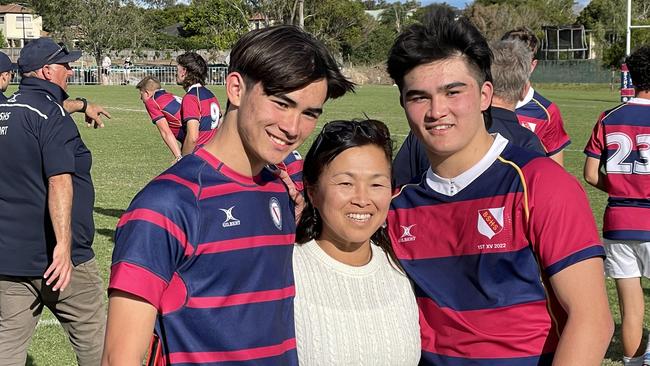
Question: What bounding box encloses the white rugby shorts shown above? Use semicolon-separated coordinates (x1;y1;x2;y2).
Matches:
604;239;650;279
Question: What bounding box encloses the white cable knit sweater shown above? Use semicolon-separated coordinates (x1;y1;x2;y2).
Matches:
293;239;420;365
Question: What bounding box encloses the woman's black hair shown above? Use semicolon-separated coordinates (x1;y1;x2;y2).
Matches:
296;119;402;269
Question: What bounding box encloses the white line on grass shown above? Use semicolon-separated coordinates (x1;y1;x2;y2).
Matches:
105;106;146;113
36;318;60;328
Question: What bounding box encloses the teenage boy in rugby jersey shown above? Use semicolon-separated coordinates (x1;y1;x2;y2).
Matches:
102;25;353;366
503;27;571;166
385;8;613;366
176;52;221;156
136;75;184;162
584;45;650;366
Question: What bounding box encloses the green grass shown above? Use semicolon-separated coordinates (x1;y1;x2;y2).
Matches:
16;83;647;365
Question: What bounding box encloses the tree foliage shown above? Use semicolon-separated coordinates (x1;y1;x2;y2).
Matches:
29;0;150;66
466;0;576;41
577;0;650;66
180;0;250;50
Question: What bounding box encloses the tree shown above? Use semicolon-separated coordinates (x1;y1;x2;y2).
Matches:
180;0;249;50
465;0;576;41
577;0;650;66
29;0;150;67
306;0;368;57
379;0;419;33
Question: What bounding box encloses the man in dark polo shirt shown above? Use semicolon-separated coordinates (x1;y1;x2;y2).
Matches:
0;38;105;366
0;52;15;93
392;39;545;187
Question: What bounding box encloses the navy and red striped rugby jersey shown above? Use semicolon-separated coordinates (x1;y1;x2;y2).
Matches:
144;89;184;142
388;135;604;365
584;97;650;241
516;88;571;156
110;147;298;365
182;84;221;146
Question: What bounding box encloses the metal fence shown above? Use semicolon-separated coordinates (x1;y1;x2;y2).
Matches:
10;65;229;86
531;60;614;84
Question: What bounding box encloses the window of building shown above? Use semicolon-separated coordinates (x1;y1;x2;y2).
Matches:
16;15;32;29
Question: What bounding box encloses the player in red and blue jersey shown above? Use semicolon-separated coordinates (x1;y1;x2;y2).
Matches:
584;45;650;366
102;26;354;366
386;9;613;365
176;52;221;156
502;27;571;166
137;76;184;161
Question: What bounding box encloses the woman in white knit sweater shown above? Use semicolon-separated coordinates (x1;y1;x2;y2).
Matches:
293;119;420;365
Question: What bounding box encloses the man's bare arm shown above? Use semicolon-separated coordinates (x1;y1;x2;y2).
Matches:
181;120;200;156
583;156;607;192
45;173;73;291
63;99;112;128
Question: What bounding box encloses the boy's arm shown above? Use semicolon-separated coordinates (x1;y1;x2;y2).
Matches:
583;156;607;192
181;120;199;156
101;291;158;366
155;118;182;161
548;257;614;366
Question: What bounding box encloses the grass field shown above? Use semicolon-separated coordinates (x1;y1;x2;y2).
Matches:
14;83;648;365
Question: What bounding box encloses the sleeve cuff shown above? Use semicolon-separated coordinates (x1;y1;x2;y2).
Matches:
545;244;605;276
108;261;168;310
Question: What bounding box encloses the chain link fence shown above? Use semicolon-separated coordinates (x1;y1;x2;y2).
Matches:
531;60;614;84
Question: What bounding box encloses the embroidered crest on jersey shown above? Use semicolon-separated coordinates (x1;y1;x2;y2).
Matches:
269;197;282;230
522;121;538;132
219;206;240;227
477;207;504;239
399;224;416;243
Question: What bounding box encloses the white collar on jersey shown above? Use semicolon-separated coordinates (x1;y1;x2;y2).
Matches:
425;133;509;197
629;97;650;105
516;86;535;109
186;83;202;92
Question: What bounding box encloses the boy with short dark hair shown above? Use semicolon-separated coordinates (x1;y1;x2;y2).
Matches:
102;25;353;366
386;8;613;365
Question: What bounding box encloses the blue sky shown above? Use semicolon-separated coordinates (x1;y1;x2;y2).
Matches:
423;0;592;10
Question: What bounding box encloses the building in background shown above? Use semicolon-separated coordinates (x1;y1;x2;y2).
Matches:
0;4;43;48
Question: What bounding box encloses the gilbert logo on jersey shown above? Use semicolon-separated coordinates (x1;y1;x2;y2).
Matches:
219;206;241;227
477;207;504;239
399;224;416;243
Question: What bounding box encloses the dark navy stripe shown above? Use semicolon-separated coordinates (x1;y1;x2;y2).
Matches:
604;230;650;241
421;350;553;366
185;246;294;295
584;150;600;159
403;246;546;311
166;100;181;116
545;245;605;276
160;300;295;353
608;198;650;208
603;113;650;126
546;139;571;156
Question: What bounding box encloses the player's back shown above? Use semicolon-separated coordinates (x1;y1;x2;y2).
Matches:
182;84;221;145
584;99;650;241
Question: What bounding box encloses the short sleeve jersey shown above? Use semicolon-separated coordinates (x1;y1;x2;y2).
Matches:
182;84;220;146
109;147;298;365
144;89;184;142
0;77;95;276
388;135;603;365
584;97;650;241
516;88;571;156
